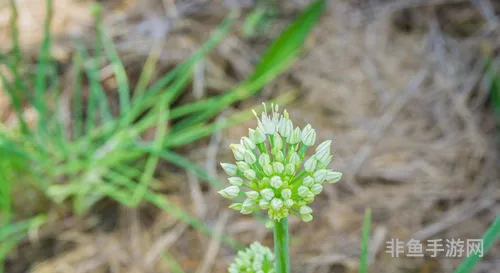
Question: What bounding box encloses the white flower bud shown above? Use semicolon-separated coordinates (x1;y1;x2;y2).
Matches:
230;144;246;160
303;176;314;187
311;183;323;195
272;162;284;174
259;153;271;167
246;191;259;200
260;188;275;200
285;163;295;176
221;163;237;176
302;214;313;222
281;188;292;199
271;198;283;210
288;127;301;144
273;134;283;150
218;186;240;199
249;128;266;144
316;140;331;154
244;169;256;180
326;171;342;183
298;186;309;197
280;119;293;139
318;154;332;167
240;205;254;214
236;161;250;172
228;177;244;186
263;164;274;176
241;136;256;150
259;199;269;209
244;150;257;165
301;124;316;146
260;115;276;135
274;150;285;162
313;169;328;183
304;156;318;173
270;176;283;188
289;152;301;166
284;199;294;208
300;205;313;215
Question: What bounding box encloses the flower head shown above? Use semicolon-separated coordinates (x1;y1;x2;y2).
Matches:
228;242;275;273
219;104;342;222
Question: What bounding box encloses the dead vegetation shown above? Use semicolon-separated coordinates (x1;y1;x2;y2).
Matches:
2;0;500;272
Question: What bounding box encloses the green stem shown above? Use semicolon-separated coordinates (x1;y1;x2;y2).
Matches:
274;217;290;273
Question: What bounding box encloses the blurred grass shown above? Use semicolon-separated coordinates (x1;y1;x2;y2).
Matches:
0;0;326;271
453;216;500;273
359;208;371;273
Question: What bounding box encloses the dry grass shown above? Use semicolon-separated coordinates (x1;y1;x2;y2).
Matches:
2;0;499;272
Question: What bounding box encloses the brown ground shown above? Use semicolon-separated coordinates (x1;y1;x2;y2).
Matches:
2;0;500;273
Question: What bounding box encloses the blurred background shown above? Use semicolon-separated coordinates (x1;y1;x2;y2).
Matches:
0;0;499;272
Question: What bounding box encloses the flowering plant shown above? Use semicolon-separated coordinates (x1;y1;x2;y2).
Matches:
220;104;342;273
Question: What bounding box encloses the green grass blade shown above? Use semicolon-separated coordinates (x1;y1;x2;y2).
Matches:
250;0;325;81
96;18;130;117
72;52;84;139
34;0;53;132
172;0;325;129
104;170;242;249
132;96;169;204
359;208;371;273
5;0;30;135
453;216;500;273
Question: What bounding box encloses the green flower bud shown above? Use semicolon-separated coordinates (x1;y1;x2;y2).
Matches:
285;163;295;176
274;150;285;162
284;199;294;208
273;134;283;150
302;213;313;222
229;203;243;211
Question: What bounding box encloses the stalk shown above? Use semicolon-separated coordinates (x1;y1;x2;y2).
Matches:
274;217;290;273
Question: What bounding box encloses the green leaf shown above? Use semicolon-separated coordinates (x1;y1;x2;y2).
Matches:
359;208;371;273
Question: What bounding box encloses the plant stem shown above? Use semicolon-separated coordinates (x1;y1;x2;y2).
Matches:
274;217;289;273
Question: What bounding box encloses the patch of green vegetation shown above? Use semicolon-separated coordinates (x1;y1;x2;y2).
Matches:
0;0;326;271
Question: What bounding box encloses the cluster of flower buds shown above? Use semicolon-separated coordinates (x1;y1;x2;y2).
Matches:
219;104;342;223
228;242;275;273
